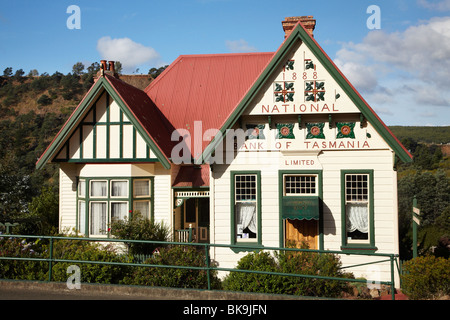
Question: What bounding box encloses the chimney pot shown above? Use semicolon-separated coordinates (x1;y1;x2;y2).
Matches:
100;60;107;70
282;16;316;38
108;61;115;73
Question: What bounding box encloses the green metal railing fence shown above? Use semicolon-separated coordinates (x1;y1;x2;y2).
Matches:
0;234;400;300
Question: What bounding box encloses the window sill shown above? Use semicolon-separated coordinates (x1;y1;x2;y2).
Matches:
230;242;264;253
340;245;378;253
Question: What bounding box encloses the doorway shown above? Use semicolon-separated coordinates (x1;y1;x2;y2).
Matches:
284;219;318;249
183;198;210;242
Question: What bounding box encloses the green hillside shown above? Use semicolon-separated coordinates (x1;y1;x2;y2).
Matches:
389;126;450;145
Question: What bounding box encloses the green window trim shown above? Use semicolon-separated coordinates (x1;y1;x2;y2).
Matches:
230;171;262;251
76;176;154;237
340;169;377;252
278;170;323;250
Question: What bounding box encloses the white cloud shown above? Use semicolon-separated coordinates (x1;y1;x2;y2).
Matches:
96;36;160;73
225;39;257;53
418;0;450;11
334;17;450;125
336;17;450;89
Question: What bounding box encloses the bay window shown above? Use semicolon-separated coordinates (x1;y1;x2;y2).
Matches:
77;177;153;236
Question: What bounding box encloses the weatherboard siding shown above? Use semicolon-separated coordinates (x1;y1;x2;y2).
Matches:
211;146;399;284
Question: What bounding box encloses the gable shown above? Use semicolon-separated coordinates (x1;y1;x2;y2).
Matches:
199;21;412;164
244;40;360;116
36;75;172;170
54;90;159;162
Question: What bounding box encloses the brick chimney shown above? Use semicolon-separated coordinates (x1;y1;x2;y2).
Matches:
282;16;316;38
98;60;119;78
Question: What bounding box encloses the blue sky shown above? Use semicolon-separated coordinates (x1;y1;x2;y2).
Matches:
1;0;450;126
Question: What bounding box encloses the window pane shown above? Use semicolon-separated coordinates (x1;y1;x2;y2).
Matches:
111;181;128;197
235;175;256;201
235;202;257;239
345;174;368;201
134;201;150;218
78;201;85;233
111;202;128;222
284;175;316;195
134;180;150;197
346;203;368;240
90;202;107;235
91;181;107;197
78;180;86;198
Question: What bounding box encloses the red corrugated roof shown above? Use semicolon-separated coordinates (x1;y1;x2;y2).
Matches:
172;165;210;188
145;52;274;158
106;74;177;161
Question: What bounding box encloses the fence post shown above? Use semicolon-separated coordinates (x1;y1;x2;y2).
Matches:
48;237;54;282
390;255;395;300
188;224;193;243
205;243;211;290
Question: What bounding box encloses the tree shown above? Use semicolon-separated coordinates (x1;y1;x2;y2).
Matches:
37;94;52;107
114;61;123;75
27;186;59;235
148;65;168;78
13;69;25;82
28;69;39;77
3;67;13;78
86;62;100;75
72;62;85;76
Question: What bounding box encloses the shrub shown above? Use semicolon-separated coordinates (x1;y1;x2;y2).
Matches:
48;238;132;285
37;94;52;106
110;213;171;255
123;245;221;290
222;251;284;294
223;245;351;298
401;255;450;299
0;237;47;281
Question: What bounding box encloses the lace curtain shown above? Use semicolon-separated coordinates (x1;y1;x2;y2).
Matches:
236;202;257;234
90;202;106;235
111;181;128;197
111;202;127;221
346;203;368;233
91;181;107;197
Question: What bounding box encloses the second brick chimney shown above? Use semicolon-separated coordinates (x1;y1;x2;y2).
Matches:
282;16;316;38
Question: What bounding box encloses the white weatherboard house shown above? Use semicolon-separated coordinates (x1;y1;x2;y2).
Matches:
37;16;412;286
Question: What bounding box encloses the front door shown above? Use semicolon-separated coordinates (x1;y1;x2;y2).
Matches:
284;219;318;249
183;198;209;242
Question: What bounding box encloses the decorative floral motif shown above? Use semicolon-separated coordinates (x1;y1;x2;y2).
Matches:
304;59;315;70
306;122;325;139
274;82;295;102
285;60;295;71
276;123;295;139
336;122;356;139
305;81;325;102
246;124;265;140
